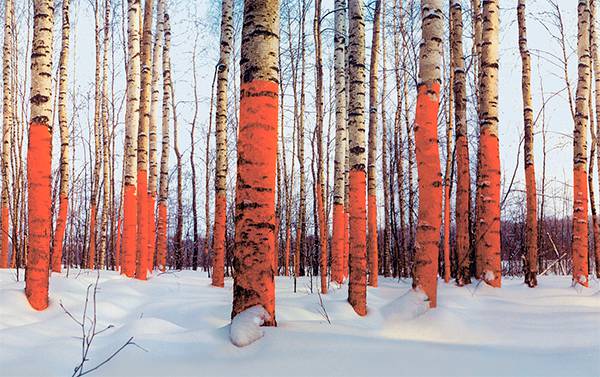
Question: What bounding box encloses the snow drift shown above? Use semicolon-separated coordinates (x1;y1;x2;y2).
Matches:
230;305;270;347
0;270;598;376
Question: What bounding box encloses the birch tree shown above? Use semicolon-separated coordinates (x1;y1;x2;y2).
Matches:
25;0;54;310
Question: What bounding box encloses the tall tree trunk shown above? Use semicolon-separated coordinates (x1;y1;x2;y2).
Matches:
135;0;153;280
213;0;234;287
275;131;281;275
589;0;600;278
190;41;200;271
313;0;327;294
148;0;164;271
450;0;471;286
172;69;183;270
517;0;538;288
572;0;591;287
442;2;454;284
122;0;142;277
347;0;367;316
283;4;297;278
474;0;501;287
205;69;217;272
472;0;483;279
344;31;351;281
393;0;407;278
331;0;347;285
280;66;294;277
0;0;13;269
295;0;307;281
89;0;103;270
25;0;54;310
99;0;111;269
157;4;170;272
412;0;443;308
231;0;280;326
367;0;381;288
404;64;415;268
381;2;391;278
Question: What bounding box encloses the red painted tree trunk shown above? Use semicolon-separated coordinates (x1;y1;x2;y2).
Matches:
157;202;167;272
412;1;444;308
231;0;279;326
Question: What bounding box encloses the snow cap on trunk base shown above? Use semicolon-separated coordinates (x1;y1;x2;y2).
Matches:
230;305;271;347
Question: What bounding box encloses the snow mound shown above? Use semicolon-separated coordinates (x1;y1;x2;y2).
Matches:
230;305;271;347
484;270;496;282
381;288;429;322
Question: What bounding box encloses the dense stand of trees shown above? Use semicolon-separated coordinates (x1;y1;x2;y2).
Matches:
0;0;598;331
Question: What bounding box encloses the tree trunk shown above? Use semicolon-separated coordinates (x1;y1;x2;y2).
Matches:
135;0;153;279
99;0;111;269
589;0;600;278
472;0;483;279
450;0;471;286
172;67;183;271
347;0;367;316
25;0;54;310
295;0;307;281
205;68;217;273
393;0;407;278
213;0;234;287
367;0;381;288
344;33;351;281
313;0;327;294
381;2;391;278
331;0;346;285
122;0;142;277
148;0;164;272
572;0;591;287
157;5;170;272
405;65;415;268
474;0;501;287
0;0;12;269
517;0;538;287
231;0;280;326
282;3;297;278
412;0;443;308
190;42;200;272
443;2;454;284
89;0;102;270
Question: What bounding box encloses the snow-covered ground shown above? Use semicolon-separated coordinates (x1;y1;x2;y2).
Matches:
1;269;599;377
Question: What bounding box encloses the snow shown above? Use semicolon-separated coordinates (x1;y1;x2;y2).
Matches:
380;287;429;322
1;270;599;376
230;305;270;347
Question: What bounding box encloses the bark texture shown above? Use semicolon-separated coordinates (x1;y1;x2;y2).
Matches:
135;0;154;280
122;0;141;277
451;0;471;286
232;0;280;326
475;0;502;287
443;3;454;284
367;0;381;288
213;0;234;288
347;0;368;316
0;0;13;269
157;7;171;272
517;0;538;287
26;0;54;310
412;0;443;308
331;0;347;285
572;0;591;287
589;0;600;278
148;0;165;271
